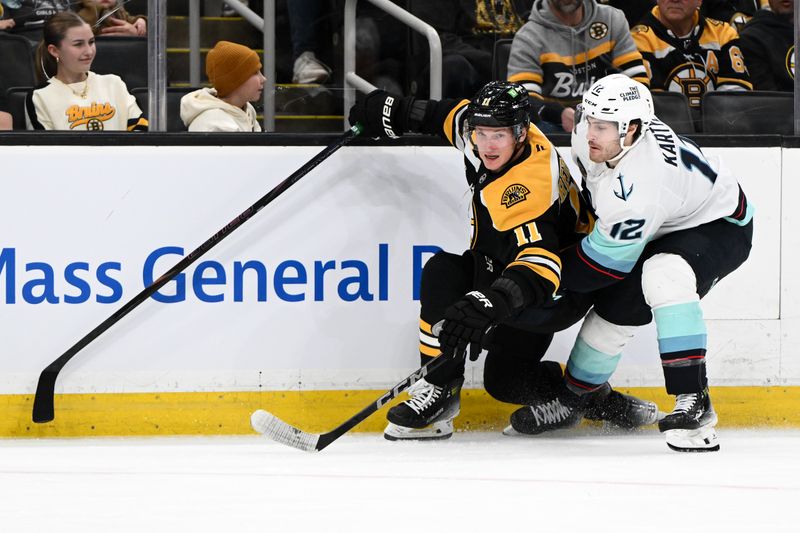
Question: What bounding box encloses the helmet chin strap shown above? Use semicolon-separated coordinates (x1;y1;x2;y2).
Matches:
607;137;631;165
607;122;646;165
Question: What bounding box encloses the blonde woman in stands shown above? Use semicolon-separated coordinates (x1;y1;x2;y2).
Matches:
180;40;265;132
26;11;147;131
76;0;147;36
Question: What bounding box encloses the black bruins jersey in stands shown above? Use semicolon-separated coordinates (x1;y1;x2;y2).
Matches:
738;7;796;91
702;0;769;32
632;7;752;110
419;99;594;306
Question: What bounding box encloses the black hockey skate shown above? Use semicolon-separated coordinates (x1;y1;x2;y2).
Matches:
659;388;719;452
585;386;660;430
384;376;463;441
506;384;604;435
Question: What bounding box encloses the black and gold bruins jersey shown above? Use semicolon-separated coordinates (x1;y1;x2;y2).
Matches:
632;7;752;110
424;99;594;302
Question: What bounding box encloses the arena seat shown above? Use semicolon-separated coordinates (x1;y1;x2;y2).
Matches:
702;91;794;135
131;87;198;132
491;39;513;81
0;33;36;89
6;87;31;130
651;91;695;134
92;36;148;90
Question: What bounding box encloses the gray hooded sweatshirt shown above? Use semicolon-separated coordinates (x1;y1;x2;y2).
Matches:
508;0;648;109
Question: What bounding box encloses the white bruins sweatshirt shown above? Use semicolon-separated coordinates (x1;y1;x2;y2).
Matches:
26;72;147;131
180;88;261;132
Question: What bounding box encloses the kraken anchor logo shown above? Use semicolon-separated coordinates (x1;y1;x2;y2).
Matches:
614;174;633;201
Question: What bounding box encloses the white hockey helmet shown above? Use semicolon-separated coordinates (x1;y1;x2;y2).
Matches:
578;74;654;159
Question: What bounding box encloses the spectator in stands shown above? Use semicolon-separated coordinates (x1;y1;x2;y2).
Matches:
0;86;11;130
738;0;795;91
0;1;70;34
26;11;147;131
180;40;264;132
76;0;147;37
288;0;331;84
0;3;15;31
596;0;655;27
410;0;530;99
507;0;649;133
352;14;404;95
632;0;752;127
702;0;768;32
0;33;10;128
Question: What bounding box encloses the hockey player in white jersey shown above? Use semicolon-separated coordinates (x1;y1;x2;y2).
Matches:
509;74;753;452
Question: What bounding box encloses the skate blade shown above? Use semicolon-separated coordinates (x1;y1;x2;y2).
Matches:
383;420;454;441
502;423;590;437
665;426;720;452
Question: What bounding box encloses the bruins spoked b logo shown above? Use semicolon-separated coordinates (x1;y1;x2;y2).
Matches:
667;61;713;108
501;184;530;208
589;22;608;40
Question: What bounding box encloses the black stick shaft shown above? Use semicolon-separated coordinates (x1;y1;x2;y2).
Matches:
315;349;454;451
32;126;362;423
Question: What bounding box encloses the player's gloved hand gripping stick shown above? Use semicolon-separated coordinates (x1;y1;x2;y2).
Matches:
32;125;363;424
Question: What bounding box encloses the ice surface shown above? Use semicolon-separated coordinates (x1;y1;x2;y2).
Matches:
1;429;798;532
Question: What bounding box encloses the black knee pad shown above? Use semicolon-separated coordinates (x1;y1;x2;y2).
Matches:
485;358;563;405
483;326;562;405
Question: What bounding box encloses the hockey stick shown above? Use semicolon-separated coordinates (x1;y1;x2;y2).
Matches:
251;342;457;453
32;125;363;424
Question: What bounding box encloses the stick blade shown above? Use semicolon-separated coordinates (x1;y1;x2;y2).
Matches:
32;370;57;423
250;409;320;453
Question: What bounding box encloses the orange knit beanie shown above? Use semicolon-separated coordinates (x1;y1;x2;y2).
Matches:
206;41;262;97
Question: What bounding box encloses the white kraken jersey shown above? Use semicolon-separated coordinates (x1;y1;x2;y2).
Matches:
570;117;752;274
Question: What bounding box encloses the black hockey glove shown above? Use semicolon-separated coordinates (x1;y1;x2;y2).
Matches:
348;89;406;139
439;289;513;362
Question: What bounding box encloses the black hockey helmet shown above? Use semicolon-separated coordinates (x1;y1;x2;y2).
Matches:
466;81;531;136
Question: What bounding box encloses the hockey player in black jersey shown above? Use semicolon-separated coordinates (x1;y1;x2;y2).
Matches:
348;81;659;441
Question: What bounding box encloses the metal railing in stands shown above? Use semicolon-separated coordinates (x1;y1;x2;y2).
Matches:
146;0;167;131
186;0;276;131
343;0;442;131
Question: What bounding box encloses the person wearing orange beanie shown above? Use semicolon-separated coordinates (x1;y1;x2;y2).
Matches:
180;40;265;132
